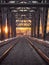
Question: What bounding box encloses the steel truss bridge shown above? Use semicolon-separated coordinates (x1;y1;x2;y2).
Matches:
0;0;49;40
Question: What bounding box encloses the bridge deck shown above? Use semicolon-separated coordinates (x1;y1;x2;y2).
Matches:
0;36;49;65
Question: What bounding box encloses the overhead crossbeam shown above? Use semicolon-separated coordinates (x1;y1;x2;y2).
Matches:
12;11;35;14
0;3;49;7
16;26;31;28
16;22;31;24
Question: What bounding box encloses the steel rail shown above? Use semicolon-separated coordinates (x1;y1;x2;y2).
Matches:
0;3;49;7
0;38;20;63
25;37;49;64
29;37;49;48
0;37;18;48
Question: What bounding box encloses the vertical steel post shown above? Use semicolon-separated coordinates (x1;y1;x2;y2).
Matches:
0;0;1;40
43;8;48;40
41;0;48;40
36;9;40;38
37;9;40;38
1;7;8;40
11;14;16;37
31;12;36;37
7;9;12;38
33;13;36;37
31;14;33;37
43;0;48;40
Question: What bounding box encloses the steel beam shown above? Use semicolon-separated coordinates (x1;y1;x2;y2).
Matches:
31;18;33;37
43;8;48;40
7;9;12;38
0;3;49;7
16;22;31;24
36;9;40;38
40;0;48;40
0;11;2;40
37;10;40;38
1;8;8;40
11;14;16;37
33;13;36;37
12;11;35;14
16;26;31;27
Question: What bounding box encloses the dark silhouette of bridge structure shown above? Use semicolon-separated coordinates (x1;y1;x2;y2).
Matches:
0;0;49;40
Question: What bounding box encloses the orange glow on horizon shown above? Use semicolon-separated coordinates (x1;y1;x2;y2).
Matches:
16;27;31;32
16;20;31;35
16;27;31;35
0;26;1;34
4;26;8;34
4;19;8;34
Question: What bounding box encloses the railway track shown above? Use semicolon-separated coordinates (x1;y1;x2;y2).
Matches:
0;37;18;47
29;37;49;48
25;37;49;64
27;37;49;57
0;36;49;65
0;37;20;63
